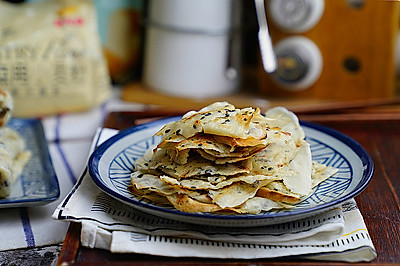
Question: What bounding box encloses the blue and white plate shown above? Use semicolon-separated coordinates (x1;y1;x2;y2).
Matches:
0;119;59;208
89;117;373;227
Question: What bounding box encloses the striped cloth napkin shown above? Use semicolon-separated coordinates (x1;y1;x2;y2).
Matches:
0;110;101;251
0;92;145;251
52;128;377;262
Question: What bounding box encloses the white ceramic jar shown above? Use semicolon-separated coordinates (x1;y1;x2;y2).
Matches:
143;0;240;98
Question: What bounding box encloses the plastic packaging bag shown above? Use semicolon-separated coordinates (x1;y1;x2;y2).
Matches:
0;0;112;117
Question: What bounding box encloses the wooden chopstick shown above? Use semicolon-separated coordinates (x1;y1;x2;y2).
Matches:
283;97;400;115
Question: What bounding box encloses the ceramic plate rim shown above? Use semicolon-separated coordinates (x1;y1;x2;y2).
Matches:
89;117;374;223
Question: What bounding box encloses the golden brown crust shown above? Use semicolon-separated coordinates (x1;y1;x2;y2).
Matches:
0;88;12;128
256;187;301;204
213;135;265;147
0;88;7;98
166;193;222;213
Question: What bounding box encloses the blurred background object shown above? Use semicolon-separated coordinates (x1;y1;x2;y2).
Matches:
259;0;400;101
95;0;143;84
254;0;277;74
122;0;400;112
1;0;400;114
0;0;112;117
24;0;144;85
142;0;241;99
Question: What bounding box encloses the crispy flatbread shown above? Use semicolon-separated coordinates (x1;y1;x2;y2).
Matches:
166;193;223;213
160;173;277;191
0;89;12;128
282;142;312;196
161;133;269;165
149;149;253;179
155;102;269;140
312;161;339;188
256;181;302;204
264;106;305;146
207;180;271;209
0;127;31;198
232;197;294;214
129;102;338;214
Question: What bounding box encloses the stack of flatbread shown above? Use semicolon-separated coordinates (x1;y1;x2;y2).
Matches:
0;89;31;198
130;102;337;214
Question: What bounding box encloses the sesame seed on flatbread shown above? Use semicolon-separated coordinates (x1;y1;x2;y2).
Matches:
129;102;338;214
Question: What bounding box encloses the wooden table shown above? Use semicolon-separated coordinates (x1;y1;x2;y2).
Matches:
57;110;400;265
